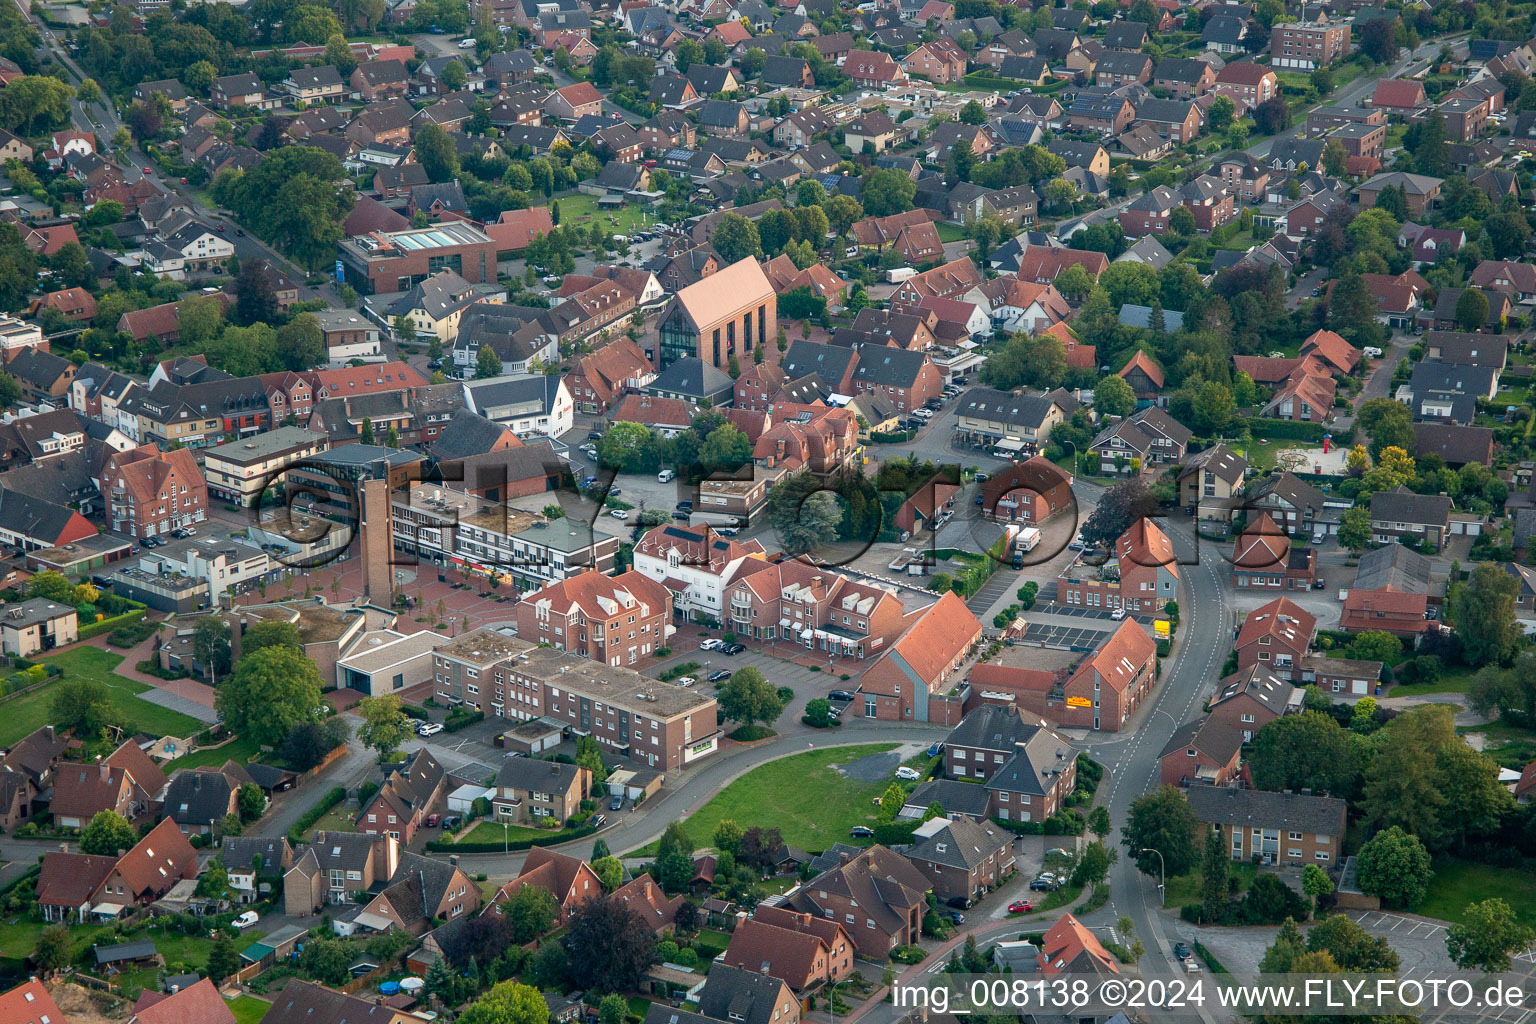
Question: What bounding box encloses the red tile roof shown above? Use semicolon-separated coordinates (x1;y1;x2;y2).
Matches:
132;978;236;1024
1075;618;1157;695
884;590;982;686
308;360;426;396
1236;597;1316;650
0;980;67;1024
1232;514;1290;572
1372;78;1426;109
1118;349;1164;388
1038;912;1119;976
487;206;556;252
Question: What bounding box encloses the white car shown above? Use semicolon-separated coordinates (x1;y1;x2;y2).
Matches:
234;911;260;930
418;722;445;737
699;638;724;651
912;408;934;420
894;766;922;781
675;676;697;687
1109;608;1126;621
609;509;630;519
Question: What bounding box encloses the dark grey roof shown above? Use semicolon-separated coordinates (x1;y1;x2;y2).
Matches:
1210;664;1298;716
494;757;584;792
1410;422;1494;466
95;940;157;964
782;340;858;385
645;356;734;400
1352;541;1433;593
412;180;468;213
430;409;511;461
221;836;290;871
302;831;381;872
697;99;744;129
1185;786;1347;836
0;487;85;545
1103;20;1148;48
903;778;992;818
695;963;791;1024
984;728;1075;797
849;344;930;389
906;818;1012;870
1368;485;1451;528
4;347;73;388
945;704;1044;752
165;770;235;826
1157;716;1243;763
954;386;1063;429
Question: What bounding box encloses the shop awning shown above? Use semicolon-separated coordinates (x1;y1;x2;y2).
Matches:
994;437;1025;452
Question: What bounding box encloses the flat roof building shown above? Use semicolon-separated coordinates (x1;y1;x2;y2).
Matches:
202;426;329;504
339;222;499;296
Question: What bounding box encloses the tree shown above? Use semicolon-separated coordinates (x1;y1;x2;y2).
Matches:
220;813;243;837
1337;506;1372;554
277;313;325;372
718;667;784;730
477;345;504;379
711;214;764;265
416;123;461;184
358;695;412;758
861;168;917;217
575;734;608;786
1446;899;1535;973
441;59;467;92
1302;864;1334;910
1208;95;1235;132
1200;827;1229;922
592;855;624;892
804;697;833;727
598;421;663;474
656;821;694;893
1088;805;1112;841
562;896;659;992
35;924;71;972
945;139;975;184
233;259;279;326
243;619;303;654
1092;374;1136;418
1356;826;1433;908
597;993;628;1024
502;884;559;942
763;472;843;556
1071;841;1115;889
214;147;355;273
198;859;230;898
193;615;232;685
206;934;241;983
1306;913;1400;973
1079;478;1159;548
1168;206;1197;237
1252;95;1292;134
81;810;137;855
49;676;114;738
216;645;325;748
458;981;550;1024
1323;138;1348;177
1248;711;1361;798
824;194;863;237
1121;786;1200;878
876;781;907;823
1453;563;1521;667
1357;397;1415;458
701;424;752;473
238;782;267;822
714;819;744;856
1455;287;1491;332
360;417;376;446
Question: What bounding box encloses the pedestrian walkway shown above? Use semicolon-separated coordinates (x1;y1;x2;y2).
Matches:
82;633;220;721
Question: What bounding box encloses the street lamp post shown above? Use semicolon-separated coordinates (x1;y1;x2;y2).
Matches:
1139;847;1166;907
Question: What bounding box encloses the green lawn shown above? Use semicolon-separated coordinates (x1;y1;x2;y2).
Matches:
459;820;563;846
229;995;272;1024
1418;859;1536;927
541;193;655;240
1162;863;1259;910
307;803;359;836
0;648;203;748
1387;666;1477;697
167;733;261;771
1461;718;1536;770
935;222;967;243
622;744;898;856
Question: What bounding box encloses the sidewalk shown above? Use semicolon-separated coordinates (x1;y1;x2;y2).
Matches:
83;632;220;721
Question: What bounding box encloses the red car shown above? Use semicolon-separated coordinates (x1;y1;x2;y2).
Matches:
426;814;440;827
142;167;152;174
1007;900;1034;914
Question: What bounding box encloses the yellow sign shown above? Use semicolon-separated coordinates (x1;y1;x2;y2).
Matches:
1155;620;1170;638
1066;696;1092;708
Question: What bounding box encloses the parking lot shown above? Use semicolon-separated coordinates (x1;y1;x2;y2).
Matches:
1012;622;1116;651
645;646;868;719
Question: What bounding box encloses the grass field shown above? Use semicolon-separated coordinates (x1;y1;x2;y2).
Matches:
0;647;203;748
543;193;656;239
1387;666;1477;698
1162;863;1259;910
623;744;899;856
1461;718;1536;770
1418;859;1536;927
229;995;272;1024
458;821;562;846
167;733;261;771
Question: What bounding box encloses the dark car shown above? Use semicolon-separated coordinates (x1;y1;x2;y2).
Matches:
926;742;945;758
708;670;732;683
1313;578;1327;590
676;501;693;511
949;912;965;925
588;431;604;440
849;826;875;838
945;896;970;909
722;643;746;655
428;359;442;369
610;794;623;810
829;689;856;701
591;813;606;828
1029;876;1059;892
1174;943;1193;962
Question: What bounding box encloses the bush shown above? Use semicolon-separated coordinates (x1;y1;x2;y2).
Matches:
444;709;483;733
287;786;347;844
659;661;702;682
890;945;926;964
425;823;597;854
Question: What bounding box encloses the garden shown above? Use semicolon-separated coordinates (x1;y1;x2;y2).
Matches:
0;647;203;748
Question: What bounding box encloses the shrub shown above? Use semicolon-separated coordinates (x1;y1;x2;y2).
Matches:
287;786;347;844
890;945;926;964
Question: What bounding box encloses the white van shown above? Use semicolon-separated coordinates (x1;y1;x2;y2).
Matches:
459;37;476;47
1312;527;1327;545
658;469;676;483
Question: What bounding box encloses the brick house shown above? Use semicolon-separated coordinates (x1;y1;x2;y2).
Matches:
1059;518;1179;615
787;846;930;958
1234;597;1315;681
1053;619;1158;731
282;832;398;915
102;444;208;540
490;848;602;924
901;39;968;83
1186;787;1347;866
1231;514;1318;590
491;758;589;825
356;748;446;845
1214;62;1278;111
358;850;481;932
723;560;907;656
905;818;1015;904
1207;664;1300;742
1158;717;1243;788
1369;485;1451;552
1177;443;1247;514
720;909;854;993
980;455;1074;527
859;592;983;724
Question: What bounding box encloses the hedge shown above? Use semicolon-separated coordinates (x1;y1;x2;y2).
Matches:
287;785;347;844
78;608;150;641
425;822;596;854
443;709;483;733
989;811;1085;836
873;821;921;846
1248;420;1355;444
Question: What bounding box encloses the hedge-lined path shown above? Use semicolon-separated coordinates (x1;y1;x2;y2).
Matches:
80;631;220;717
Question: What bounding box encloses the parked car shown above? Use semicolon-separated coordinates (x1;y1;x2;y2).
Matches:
722;642;745;655
912;408;934;420
1313;578;1327;590
1174;943;1193;962
610;795;624;810
234;911;260;930
609;509;630;520
591;813;606;828
849;826;875;838
949;912;965;925
442;816;459;828
1007;900;1034;914
708;670;732;683
675;676;696;687
418;722;444;737
1030;874;1060;891
926;742;945;757
1110;608;1126;621
894;766;922;781
829;690;856;701
699;638;724;651
426;814;440;827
